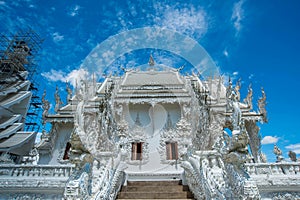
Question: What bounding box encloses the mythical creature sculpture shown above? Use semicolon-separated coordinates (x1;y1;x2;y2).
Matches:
273;144;282;156
223;119;250;166
258;87;267;122
54;86;63;112
229;129;249;154
288;150;297;162
66;82;72;102
69;131;92;168
234;79;241;102
244;84;253;110
226;78;233;100
42;90;50;125
260;152;267;163
273;144;284;162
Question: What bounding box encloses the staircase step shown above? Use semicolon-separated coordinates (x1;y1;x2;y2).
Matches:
117;192;190;199
117;181;194;199
127;181;181;186
122;185;186;192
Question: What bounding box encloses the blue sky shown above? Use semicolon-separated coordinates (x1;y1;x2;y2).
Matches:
1;0;299;162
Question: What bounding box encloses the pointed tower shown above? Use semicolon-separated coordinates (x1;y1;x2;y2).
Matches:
165;112;173;130
148;54;155;67
134;113;142;127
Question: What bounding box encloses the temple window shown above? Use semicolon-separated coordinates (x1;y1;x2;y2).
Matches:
166;142;178;160
131;142;143;160
63;142;71;160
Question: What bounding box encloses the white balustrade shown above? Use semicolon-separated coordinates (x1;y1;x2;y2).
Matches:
246;162;300;176
0;164;73;178
0;164;74;190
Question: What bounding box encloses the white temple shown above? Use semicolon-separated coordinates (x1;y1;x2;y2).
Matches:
0;33;300;200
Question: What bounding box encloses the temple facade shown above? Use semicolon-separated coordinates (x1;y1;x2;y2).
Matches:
0;34;300;199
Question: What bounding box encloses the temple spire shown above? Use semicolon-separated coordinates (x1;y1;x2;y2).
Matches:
134;113;142;127
148;54;155;66
165;112;173;130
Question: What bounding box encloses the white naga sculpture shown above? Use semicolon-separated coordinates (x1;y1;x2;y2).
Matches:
42;90;50;125
54;86;63;113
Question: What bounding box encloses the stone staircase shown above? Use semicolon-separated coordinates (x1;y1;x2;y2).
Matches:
117;180;194;199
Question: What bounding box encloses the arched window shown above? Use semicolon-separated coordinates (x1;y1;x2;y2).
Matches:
166;142;178;160
131;142;143;160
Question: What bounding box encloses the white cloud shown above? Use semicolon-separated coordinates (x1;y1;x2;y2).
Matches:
231;0;245;34
223;49;229;57
248;74;254;79
233;71;239;76
41;68;88;88
52;32;64;43
154;3;208;39
65;68;88;88
68;5;81;17
261;136;279;145
285;143;300;154
29;4;36;9
41;69;66;82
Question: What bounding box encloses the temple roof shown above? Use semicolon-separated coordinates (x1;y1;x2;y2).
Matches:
0;91;31;108
121;70;184;86
0;123;23;139
0;80;30;96
0;115;21;129
0;131;37;155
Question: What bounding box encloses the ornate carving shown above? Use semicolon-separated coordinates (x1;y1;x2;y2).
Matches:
109;163;126;200
69;126;92;168
0;153;14;164
3;61;300;200
226;77;233;101
41;89;50;125
234;78;241;102
159;117;192;163
74;83;117;161
231;101;242;130
66;81;72;102
181;160;206;200
125;124;149;165
223;122;250;170
6;193;62;200
260;152;267;163
54;86;63;113
243;84;253;110
258;87;268;123
272;192;300;200
289;150;297;162
244;120;261;163
273;144;284;162
64;171;89;199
